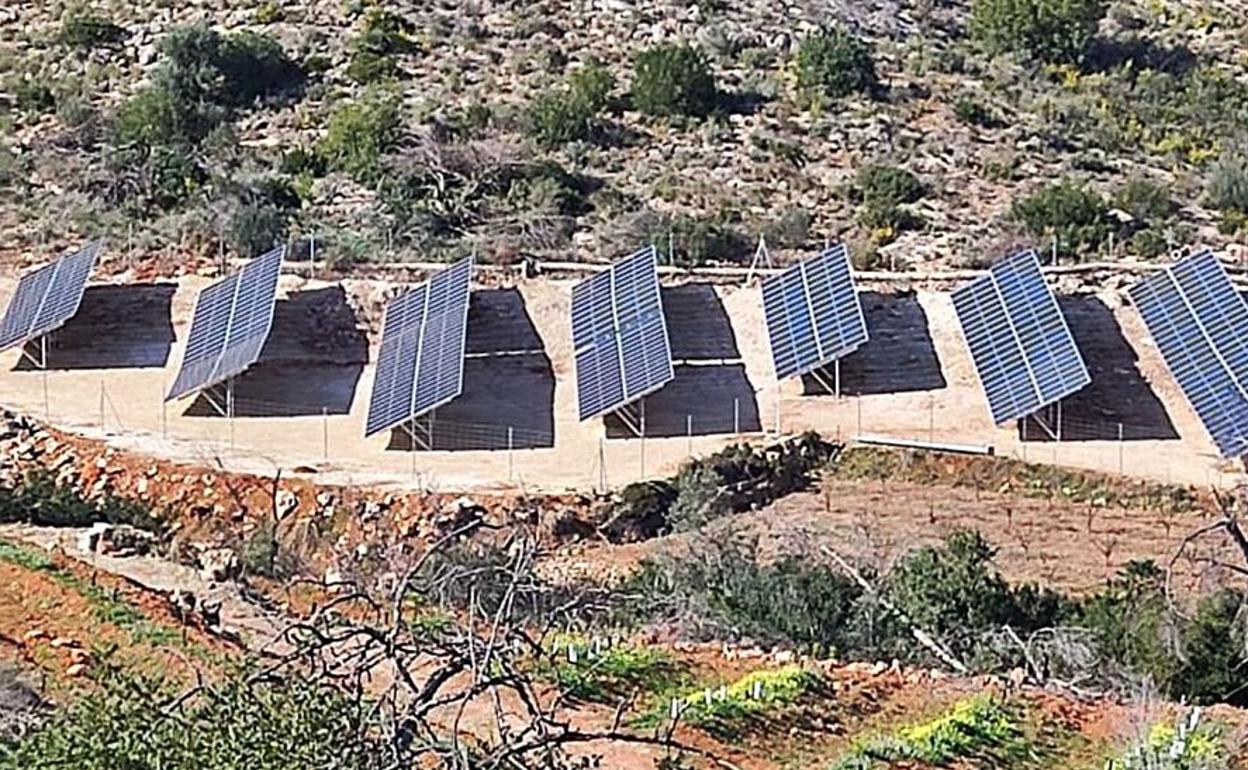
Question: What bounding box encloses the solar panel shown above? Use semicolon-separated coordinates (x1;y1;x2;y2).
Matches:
761;244;868;380
952;249;1090;424
364;257;472;437
1129;250;1248;458
571;246;674;420
0;240;103;353
166;246;284;401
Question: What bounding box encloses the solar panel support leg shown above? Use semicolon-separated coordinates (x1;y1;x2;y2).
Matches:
809;367;837;396
20;335;48;369
611;404;643;438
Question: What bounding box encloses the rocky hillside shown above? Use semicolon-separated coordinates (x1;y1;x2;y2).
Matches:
1;1;1246;274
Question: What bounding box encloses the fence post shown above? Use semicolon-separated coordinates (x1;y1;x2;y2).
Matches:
99;380;105;432
322;407;329;461
1123;419;1133;474
855;398;862;437
686;414;693;457
161;381;167;438
507;427;514;482
733;398;740;435
639;400;647;479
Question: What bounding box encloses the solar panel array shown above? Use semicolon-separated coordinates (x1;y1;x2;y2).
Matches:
1129;250;1248;458
761;244;868;380
166;246;285;401
365;257;473;437
0;241;103;353
571;246;674;420
952;249;1090;425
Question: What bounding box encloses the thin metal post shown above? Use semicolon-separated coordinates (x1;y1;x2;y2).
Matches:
855;398;862;436
834;359;841;399
161;383;168;439
1056;400;1063;442
686;414;693;456
507;427;514;482
639;399;647;478
322;407;329;461
774;390;781;435
42;369;49;421
408;423;417;479
733;398;740;435
226;379;235;448
1123;419;1133;474
928;396;934;443
598;436;606;493
1021;416;1028;462
99;381;105;432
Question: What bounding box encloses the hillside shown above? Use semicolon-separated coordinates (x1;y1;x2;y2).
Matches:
2;1;1247;274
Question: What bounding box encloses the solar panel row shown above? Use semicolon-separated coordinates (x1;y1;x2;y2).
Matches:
166;246;285;401
0;241;103;354
952;249;1090;425
571;246;673;421
1129;250;1248;458
364;257;472;437
761;244;868;380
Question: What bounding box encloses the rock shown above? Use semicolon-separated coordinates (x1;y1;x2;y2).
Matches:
276;489;299;517
197;548;240;583
66;663;88;677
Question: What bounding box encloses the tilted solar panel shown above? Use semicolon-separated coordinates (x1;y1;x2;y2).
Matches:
0;240;103;353
952;249;1090;424
1129;250;1248;458
571;246;674;421
166;246;284;401
364;257;473;437
761;244;868;380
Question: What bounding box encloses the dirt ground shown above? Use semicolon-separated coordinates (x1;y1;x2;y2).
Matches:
0;265;1239;495
555;476;1245;598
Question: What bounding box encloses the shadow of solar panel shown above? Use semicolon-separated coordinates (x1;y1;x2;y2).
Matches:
1129;250;1248;457
761;244;867;380
364;257;473;437
0;240;102;353
571;246;674;421
166;246;284;401
952;249;1089;425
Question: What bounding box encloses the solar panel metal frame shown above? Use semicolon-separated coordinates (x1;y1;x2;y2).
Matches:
0;240;104;355
165;246;285;402
364;257;474;438
1128;250;1248;458
952;249;1091;425
571;245;674;421
761;243;869;381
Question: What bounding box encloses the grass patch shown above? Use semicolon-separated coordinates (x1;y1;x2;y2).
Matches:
638;665;823;741
538;634;686;704
0;540;182;651
830;695;1034;769
830;446;1198;514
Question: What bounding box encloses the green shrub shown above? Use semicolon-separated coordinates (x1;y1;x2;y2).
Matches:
884;531;1072;659
1169;589;1248;706
541;635;684;703
59;6;125;49
952;94;996;127
112;86;196;147
632;44;717;118
1208;156;1248;217
1;667;383;769
318;89;401;184
158;23;303;108
1115;177;1178;223
667;464;728;533
1077;560;1174;684
794;27;877;106
347;9;418;84
1011;180;1112;259
971;0;1107;64
854;164;924;207
761;206;812;248
524;60;617;147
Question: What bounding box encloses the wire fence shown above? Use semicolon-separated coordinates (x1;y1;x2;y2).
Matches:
65;373;1238;495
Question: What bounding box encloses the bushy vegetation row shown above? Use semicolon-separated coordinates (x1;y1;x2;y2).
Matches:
623;532;1248;709
599;432;837;542
0;470;165;533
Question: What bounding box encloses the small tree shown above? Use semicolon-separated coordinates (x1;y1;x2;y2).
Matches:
318;89;401;184
1011;180;1111;259
971;0;1107;64
794;27;878;106
524;59;616;147
1208;155;1248;233
631;43;717;118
